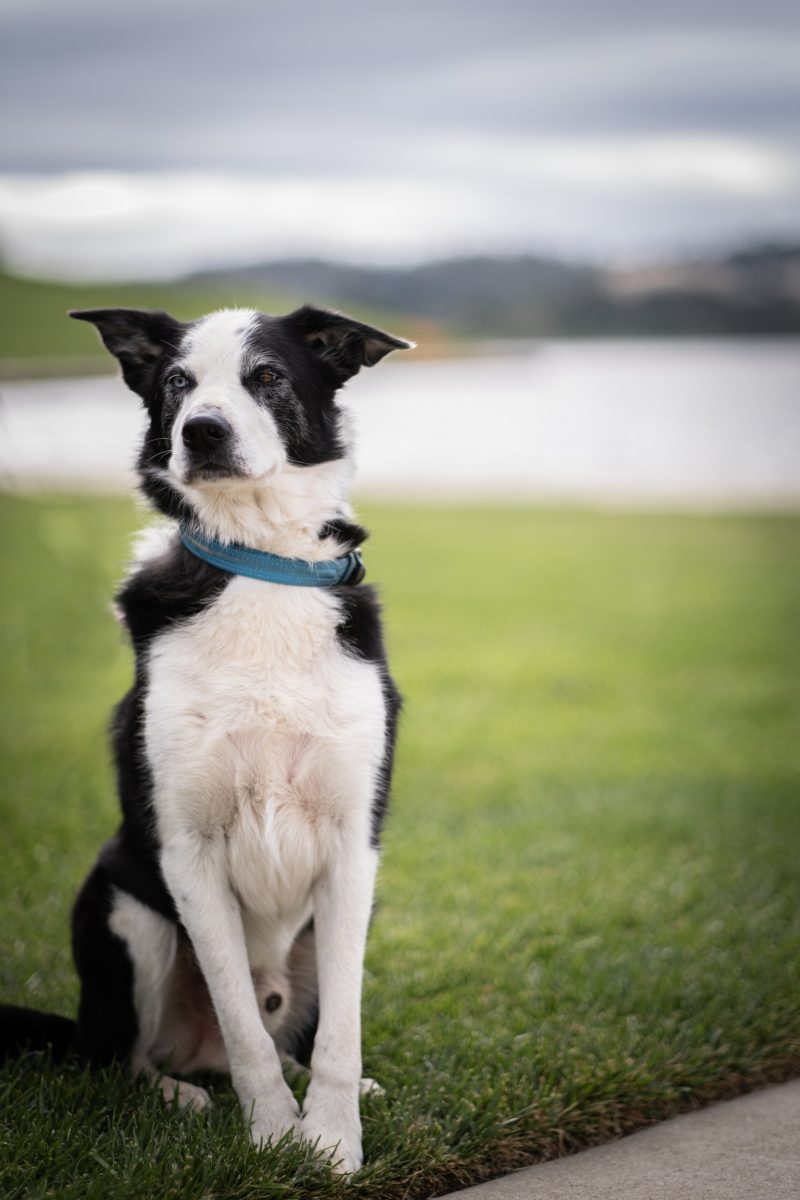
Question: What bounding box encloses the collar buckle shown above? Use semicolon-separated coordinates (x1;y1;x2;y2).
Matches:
343;549;366;585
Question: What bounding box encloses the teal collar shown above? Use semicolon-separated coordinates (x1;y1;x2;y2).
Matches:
179;526;365;587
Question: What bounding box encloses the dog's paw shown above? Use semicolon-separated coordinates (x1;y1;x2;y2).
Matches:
301;1087;363;1175
159;1075;212;1113
247;1093;301;1149
359;1076;384;1097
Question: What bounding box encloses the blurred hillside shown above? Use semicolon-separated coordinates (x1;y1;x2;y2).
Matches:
1;243;798;375
195;243;800;338
0;272;436;376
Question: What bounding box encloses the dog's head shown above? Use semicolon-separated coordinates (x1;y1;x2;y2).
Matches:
70;305;412;538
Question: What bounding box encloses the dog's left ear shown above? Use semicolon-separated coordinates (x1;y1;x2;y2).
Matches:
69;308;186;400
284;305;414;383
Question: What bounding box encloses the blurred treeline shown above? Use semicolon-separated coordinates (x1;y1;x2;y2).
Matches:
1;241;798;373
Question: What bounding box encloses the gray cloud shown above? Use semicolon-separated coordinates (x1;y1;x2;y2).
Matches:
3;1;799;169
1;0;799;268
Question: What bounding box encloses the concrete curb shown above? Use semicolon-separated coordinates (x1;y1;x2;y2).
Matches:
438;1079;800;1200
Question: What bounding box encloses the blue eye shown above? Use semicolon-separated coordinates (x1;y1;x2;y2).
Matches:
170;372;190;390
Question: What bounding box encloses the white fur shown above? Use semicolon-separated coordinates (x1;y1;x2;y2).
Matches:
168;310;287;488
109;890;177;1054
179;458;357;558
142;572;385;1166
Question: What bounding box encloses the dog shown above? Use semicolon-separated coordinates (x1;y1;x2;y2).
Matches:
1;303;411;1173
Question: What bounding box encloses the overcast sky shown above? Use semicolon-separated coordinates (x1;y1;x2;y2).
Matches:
1;0;799;277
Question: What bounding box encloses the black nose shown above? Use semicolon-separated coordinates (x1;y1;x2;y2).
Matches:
182;413;232;453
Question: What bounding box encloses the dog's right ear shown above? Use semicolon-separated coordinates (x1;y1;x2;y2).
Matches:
70;308;185;400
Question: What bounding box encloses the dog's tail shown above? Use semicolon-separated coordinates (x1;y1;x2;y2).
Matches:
0;1005;76;1062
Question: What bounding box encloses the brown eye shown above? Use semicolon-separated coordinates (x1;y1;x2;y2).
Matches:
259;369;275;385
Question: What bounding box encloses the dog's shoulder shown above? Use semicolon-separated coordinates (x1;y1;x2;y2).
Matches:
115;522;230;648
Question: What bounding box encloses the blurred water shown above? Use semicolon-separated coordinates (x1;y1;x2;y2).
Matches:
1;340;798;506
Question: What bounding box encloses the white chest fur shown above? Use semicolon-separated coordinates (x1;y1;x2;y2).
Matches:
143;576;386;950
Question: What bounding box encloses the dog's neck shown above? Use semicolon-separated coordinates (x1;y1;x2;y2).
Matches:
178;458;359;562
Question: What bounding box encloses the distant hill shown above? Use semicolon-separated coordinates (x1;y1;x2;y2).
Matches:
191;256;599;338
192;244;800;338
1;243;798;373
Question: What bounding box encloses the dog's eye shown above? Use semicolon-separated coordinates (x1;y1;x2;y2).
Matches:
256;368;277;386
169;372;190;391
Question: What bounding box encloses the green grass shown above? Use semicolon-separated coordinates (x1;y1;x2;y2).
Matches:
1;494;799;1199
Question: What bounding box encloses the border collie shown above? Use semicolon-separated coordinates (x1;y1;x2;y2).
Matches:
1;304;412;1174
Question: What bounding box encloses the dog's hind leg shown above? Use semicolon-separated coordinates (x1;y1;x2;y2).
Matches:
72;864;140;1067
73;866;208;1110
105;888;211;1112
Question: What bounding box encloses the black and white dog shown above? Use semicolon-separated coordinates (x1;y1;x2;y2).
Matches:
2;304;411;1173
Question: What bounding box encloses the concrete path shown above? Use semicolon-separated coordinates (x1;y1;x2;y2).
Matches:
438;1079;800;1200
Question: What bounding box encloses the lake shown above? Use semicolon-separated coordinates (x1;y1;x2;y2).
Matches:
1;339;798;506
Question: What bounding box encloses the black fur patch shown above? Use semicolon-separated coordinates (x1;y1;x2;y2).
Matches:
285;998;319;1068
116;535;230;649
242;314;347;467
319;516;369;553
282;305;411;381
72;864;138;1066
279;920;319;1068
70;308;186;402
0;1006;76;1062
98;834;176;924
334;584;402;846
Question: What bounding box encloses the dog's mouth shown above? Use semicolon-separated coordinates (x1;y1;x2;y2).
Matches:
183;461;247;483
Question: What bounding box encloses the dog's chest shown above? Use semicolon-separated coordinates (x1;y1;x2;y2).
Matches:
143;578;385;916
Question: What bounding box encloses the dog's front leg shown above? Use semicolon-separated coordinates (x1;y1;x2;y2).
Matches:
160;834;300;1145
301;845;378;1174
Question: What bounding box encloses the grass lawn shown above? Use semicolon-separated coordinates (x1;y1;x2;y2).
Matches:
1;493;799;1199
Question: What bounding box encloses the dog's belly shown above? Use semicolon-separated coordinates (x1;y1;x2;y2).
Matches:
143;578;385;937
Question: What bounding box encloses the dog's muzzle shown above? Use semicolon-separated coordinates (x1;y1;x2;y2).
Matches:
179;411;241;480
